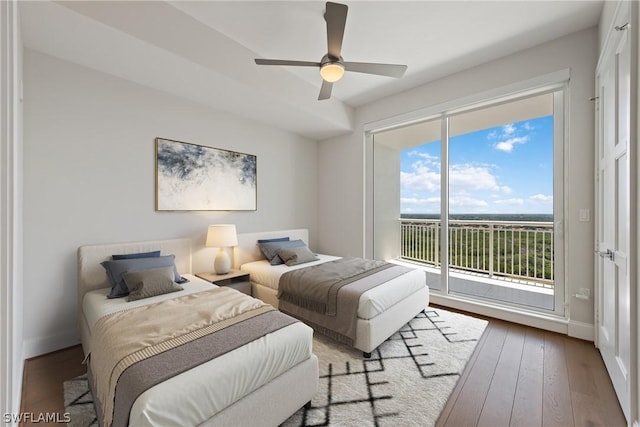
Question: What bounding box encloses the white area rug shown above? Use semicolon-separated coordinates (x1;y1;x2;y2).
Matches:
64;308;487;427
283;307;488;426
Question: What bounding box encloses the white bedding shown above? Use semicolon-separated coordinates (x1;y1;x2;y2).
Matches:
83;274;312;426
240;257;427;320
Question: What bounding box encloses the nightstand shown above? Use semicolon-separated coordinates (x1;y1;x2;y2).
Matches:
195;269;252;296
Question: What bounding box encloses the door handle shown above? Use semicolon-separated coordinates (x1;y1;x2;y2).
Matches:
597;249;615;261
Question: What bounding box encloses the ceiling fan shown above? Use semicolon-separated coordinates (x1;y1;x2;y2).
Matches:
254;1;408;101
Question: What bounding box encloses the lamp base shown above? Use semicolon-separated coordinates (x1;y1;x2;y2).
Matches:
214;248;231;275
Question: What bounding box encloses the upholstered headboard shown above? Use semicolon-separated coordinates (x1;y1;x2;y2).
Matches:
234;229;309;268
77;238;192;309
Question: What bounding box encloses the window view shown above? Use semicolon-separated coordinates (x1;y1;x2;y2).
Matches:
374;91;562;313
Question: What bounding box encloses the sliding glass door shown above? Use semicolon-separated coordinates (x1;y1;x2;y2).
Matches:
372;89;564;315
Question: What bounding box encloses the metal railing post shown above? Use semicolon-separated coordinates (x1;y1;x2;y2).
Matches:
489;223;494;278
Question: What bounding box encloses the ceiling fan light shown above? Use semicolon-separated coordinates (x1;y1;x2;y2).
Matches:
320;62;345;82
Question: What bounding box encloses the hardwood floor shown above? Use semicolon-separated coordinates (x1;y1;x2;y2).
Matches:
20;311;625;427
437;314;626;427
20;345;86;427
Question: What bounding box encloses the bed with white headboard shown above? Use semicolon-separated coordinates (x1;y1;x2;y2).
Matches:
235;229;429;356
77;238;318;427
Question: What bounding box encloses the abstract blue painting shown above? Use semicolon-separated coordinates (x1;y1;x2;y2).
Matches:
155;138;257;211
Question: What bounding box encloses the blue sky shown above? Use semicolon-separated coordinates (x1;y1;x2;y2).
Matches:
400;116;553;214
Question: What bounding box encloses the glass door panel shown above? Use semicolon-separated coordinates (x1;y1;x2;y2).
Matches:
447;94;556;311
373;118;442;290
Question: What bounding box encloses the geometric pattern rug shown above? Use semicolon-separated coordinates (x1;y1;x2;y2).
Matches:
64;308;487;427
282;308;487;426
63;375;97;427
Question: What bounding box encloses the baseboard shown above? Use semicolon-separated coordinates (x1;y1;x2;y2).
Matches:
430;293;568;335
12;349;23;426
3;345;25;427
23;330;80;359
567;319;595;341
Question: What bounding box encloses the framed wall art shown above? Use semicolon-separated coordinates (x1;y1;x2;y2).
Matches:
155;138;257;211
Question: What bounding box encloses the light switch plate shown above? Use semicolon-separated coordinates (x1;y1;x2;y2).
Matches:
579;209;590;222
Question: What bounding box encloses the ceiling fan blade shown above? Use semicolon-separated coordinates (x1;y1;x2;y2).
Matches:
344;62;408;78
255;59;320;67
318;80;333;100
325;2;348;59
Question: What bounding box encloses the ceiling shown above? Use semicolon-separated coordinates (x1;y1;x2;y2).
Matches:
19;1;603;140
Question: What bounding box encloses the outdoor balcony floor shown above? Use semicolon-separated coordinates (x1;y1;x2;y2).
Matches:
393;259;554;311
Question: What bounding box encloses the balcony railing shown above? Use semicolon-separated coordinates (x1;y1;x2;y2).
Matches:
400;219;554;287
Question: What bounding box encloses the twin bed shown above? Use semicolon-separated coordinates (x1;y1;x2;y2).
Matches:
235;229;429;356
77;229;428;426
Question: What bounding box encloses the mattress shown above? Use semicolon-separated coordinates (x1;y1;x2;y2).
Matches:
83;274;313;426
240;257;426;320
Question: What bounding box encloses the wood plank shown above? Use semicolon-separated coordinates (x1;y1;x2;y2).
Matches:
563;336;598;397
441;320;509;427
477;323;526;427
436;319;493;426
567;338;626;426
510;327;544;427
20;345;86;427
542;332;574;427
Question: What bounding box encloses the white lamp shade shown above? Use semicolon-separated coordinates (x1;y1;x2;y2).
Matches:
320;62;345;83
206;224;238;248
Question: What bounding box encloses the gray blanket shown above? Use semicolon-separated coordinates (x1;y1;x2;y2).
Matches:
278;258;413;346
90;309;297;427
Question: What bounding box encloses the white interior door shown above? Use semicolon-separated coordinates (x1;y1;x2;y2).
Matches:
596;23;631;422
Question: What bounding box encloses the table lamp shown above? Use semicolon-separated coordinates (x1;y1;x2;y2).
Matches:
206;224;238;274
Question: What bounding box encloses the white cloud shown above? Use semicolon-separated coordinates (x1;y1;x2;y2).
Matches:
400;161;440;192
449;195;489;208
494;136;528;153
489;121;533;153
502;123;516;136
494;198;524;206
401;197;440;205
408;150;439;162
403;160;511;193
449;164;502;192
402;159;512;212
529;193;553;203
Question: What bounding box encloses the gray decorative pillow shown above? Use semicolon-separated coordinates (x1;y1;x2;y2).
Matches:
258;239;307;265
101;254;185;298
123;267;183;302
277;246;319;266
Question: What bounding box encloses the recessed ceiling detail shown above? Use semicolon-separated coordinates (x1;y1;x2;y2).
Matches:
19;1;602;140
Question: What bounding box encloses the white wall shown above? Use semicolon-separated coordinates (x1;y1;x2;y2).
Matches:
317;28;598;331
22;50;318;357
